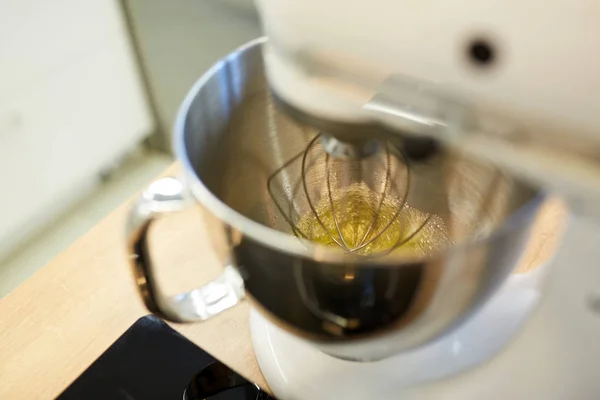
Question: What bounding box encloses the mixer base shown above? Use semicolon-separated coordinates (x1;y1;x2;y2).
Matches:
250;265;548;400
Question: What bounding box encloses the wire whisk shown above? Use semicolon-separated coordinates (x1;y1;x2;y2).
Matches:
267;133;434;256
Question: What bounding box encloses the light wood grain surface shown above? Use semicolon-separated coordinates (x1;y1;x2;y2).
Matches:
0;164;264;399
0;163;565;399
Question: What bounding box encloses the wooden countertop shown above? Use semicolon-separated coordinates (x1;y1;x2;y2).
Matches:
0;164;565;399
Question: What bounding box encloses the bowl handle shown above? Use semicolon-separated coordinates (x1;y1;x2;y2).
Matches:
126;177;245;322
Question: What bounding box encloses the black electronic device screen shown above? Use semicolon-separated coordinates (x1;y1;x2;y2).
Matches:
57;315;273;400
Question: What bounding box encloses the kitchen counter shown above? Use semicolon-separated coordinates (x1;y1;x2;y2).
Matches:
0;164;565;399
0;164;265;398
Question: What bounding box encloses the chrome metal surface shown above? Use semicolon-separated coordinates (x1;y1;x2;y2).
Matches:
130;38;546;361
320;134;380;160
127;177;245;323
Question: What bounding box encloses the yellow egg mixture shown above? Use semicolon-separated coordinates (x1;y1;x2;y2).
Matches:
295;184;451;256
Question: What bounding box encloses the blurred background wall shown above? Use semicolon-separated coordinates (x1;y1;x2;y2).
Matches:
125;0;260;150
0;0;260;296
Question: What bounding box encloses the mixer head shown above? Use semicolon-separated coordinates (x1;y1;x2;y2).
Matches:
268;45;600;219
258;0;600;217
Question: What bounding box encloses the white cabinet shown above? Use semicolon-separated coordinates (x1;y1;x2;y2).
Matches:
0;0;121;102
0;0;154;259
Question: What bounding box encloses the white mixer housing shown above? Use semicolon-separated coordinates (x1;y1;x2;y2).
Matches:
256;0;600;140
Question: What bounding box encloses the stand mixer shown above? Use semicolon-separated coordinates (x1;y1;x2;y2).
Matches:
248;1;598;394
127;1;600;398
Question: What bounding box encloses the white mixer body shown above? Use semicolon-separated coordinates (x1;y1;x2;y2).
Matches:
256;0;600;140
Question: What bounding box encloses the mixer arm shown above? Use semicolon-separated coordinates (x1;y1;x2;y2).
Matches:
365;75;600;218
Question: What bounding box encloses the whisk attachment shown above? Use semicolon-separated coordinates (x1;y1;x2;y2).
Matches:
267;133;438;257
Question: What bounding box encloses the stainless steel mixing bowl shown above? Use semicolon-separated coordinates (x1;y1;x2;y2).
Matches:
127;37;546;361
